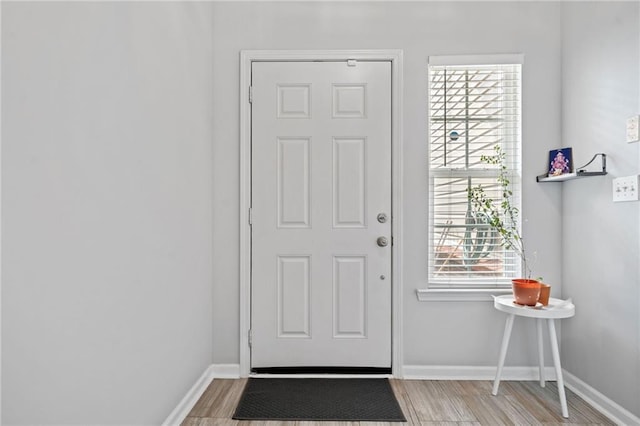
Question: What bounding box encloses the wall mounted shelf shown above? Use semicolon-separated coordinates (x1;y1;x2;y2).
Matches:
536;153;607;183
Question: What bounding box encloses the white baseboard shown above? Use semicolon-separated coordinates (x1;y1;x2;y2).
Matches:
402;365;557;381
212;363;241;378
162;365;215;426
563;370;640;426
162;364;241;426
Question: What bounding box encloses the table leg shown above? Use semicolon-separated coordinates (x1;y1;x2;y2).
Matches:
548;319;569;418
537;318;545;387
492;313;515;396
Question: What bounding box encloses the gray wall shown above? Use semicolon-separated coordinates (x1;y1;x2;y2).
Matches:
211;1;564;368
2;2;215;424
561;1;640;418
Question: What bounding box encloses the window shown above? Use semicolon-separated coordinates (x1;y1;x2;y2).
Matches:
428;55;522;289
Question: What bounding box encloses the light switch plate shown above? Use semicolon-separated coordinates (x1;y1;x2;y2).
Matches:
613;175;639;202
626;115;639;143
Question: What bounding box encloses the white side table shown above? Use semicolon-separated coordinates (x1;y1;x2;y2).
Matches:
492;294;575;418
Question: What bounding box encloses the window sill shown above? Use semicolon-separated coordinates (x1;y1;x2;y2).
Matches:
416;287;512;302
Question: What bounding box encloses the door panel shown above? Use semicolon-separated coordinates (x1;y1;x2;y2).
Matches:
333;137;366;228
333;255;367;338
277;137;311;228
277;255;311;338
251;61;391;368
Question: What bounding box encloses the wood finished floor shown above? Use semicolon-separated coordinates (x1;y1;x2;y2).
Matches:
181;379;615;425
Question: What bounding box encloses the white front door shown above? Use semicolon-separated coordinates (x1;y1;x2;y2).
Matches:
251;60;392;369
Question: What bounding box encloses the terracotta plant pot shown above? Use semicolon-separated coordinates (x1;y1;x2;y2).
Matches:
512;279;541;306
538;283;551;306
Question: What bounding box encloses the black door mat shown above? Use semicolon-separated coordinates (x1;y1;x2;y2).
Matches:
232;377;406;422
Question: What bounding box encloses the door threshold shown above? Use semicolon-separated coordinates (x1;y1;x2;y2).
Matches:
251;367;392;376
250;373;394;379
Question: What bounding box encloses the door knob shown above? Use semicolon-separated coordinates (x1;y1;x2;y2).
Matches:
377;236;389;247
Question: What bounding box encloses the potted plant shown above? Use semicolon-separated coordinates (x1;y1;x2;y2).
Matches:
467;145;545;306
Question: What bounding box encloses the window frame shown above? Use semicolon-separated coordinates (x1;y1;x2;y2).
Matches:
422;54;524;300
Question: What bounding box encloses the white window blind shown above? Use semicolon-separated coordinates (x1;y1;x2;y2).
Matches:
428;59;522;288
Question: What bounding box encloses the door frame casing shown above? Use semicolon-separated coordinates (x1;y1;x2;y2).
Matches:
239;50;404;377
